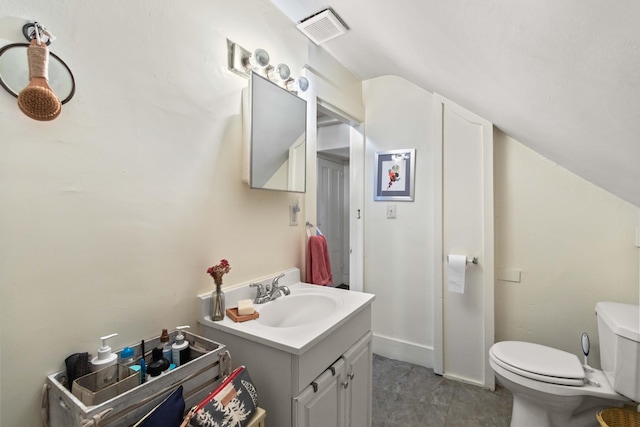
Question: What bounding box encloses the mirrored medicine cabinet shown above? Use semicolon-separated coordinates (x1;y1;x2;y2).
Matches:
242;71;307;193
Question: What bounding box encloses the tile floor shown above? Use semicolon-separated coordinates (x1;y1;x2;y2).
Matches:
372;354;513;427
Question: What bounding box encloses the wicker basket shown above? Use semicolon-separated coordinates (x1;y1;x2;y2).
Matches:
596;408;640;427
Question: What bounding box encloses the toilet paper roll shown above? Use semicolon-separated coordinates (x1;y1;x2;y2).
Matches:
447;254;467;294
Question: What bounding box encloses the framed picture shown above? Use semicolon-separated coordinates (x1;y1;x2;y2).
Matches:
374;149;416;201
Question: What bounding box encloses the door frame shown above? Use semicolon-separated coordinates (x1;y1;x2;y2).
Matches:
348;125;364;292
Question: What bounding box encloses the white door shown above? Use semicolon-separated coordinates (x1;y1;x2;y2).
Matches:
433;94;495;389
317;156;345;285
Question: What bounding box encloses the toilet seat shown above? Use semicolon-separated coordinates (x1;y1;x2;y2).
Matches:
490;341;585;386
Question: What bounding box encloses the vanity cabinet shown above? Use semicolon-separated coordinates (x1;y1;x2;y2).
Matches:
201;298;373;427
295;332;372;427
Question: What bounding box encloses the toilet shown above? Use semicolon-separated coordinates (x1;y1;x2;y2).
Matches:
489;302;639;427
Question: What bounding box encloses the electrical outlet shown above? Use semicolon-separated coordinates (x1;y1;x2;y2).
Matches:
636;228;640;248
386;204;396;219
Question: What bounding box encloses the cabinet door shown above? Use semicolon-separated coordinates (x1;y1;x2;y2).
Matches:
294;358;346;427
342;332;372;427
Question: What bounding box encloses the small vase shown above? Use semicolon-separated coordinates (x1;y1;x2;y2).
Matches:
211;282;225;321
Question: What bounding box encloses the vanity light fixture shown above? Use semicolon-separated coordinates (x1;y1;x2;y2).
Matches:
227;39;309;93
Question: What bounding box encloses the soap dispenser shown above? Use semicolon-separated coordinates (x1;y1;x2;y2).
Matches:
171;326;190;367
90;333;118;372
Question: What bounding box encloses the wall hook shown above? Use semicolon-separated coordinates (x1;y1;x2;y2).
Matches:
22;22;55;46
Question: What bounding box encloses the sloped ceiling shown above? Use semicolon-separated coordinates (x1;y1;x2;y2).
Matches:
272;0;640;207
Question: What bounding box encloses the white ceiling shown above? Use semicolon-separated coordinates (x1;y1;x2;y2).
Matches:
272;0;640;207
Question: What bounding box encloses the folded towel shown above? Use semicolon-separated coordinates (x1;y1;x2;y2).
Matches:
305;235;333;286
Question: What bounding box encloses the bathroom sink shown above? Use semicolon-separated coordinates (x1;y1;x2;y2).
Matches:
257;292;342;328
199;271;374;354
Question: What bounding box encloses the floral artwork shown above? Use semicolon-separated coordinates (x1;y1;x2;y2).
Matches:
381;159;406;192
374;149;416;201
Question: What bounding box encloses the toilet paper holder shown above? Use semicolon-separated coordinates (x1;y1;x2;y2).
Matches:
447;255;478;265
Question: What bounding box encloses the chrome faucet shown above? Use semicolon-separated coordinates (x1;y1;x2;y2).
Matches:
250;273;290;304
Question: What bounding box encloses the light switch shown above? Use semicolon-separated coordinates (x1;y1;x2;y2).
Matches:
386;204;396;219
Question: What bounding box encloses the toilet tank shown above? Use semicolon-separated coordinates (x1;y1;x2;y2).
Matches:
595;302;640;402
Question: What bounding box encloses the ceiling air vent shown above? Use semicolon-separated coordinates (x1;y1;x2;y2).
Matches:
297;8;349;45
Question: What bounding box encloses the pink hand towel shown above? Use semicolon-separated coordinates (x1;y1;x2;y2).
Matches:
305;235;333;286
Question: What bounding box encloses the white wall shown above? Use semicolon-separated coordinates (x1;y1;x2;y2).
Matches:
317;123;350;152
362;75;639;371
362;76;436;365
0;1;362;425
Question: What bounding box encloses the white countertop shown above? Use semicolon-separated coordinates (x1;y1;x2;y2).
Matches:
198;269;374;355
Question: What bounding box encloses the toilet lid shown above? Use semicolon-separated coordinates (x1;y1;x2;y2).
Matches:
491;341;585;386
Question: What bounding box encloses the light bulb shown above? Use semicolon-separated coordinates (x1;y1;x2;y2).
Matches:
243;48;270;70
267;63;291;83
286;76;309;93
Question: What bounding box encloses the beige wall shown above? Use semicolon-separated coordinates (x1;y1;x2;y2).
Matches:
0;1;362;425
494;130;639;368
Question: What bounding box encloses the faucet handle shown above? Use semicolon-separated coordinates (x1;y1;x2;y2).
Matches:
250;282;264;295
272;273;285;287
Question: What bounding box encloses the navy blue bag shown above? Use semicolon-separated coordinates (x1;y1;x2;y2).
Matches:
134;385;185;427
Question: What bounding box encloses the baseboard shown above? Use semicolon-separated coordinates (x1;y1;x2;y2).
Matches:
372;333;434;369
442;373;487;389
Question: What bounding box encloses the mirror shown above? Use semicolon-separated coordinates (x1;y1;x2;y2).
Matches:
0;43;76;104
244;72;307;192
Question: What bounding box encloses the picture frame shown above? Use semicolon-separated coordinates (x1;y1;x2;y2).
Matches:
374;149;416;201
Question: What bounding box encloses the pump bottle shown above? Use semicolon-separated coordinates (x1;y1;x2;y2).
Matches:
171;326;190;367
90;333;118;372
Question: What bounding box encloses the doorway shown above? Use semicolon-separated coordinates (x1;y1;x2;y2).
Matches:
317;155;348;286
315;104;364;291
